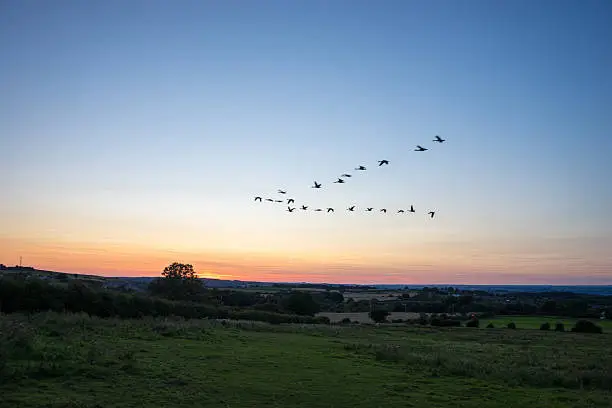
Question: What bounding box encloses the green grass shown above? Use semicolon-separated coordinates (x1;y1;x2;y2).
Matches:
1;313;611;407
480;315;612;330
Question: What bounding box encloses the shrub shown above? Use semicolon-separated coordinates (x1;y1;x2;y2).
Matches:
369;309;390;323
391;319;404;323
571;320;603;334
486;322;494;328
465;318;479;328
340;317;351;324
507;322;517;329
555;322;565;332
431;318;461;327
540;322;550;331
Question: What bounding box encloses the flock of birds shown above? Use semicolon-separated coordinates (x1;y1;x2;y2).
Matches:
253;135;447;219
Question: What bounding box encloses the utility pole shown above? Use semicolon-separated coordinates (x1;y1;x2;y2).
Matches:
19;256;22;268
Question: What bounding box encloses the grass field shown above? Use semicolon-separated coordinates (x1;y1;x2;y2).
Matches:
481;315;612;330
2;312;611;408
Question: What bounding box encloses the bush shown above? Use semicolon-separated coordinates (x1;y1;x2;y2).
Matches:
486;322;494;328
465;318;479;328
540;322;550;331
507;322;517;329
571;320;603;334
555;322;565;332
391;319;404;323
369;310;390;323
340;317;351;324
0;276;328;326
431;318;461;327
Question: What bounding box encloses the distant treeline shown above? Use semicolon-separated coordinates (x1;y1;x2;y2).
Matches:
0;276;330;325
339;292;612;319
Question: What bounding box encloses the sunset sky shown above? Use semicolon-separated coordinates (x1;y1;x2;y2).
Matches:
1;0;611;284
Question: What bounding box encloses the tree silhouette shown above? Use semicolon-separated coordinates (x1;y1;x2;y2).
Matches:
148;262;203;301
282;292;321;316
369;309;390;323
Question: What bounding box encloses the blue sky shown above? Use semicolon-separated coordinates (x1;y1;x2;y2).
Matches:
1;0;611;283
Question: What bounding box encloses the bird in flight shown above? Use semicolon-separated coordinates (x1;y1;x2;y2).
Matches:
378;160;389;166
301;205;308;210
287;207;295;212
409;205;415;213
428;211;435;218
327;208;334;213
314;208;323;212
347;206;355;211
287;198;295;204
333;178;345;184
380;208;387;213
341;173;352;178
312;181;322;189
278;189;287;194
397;209;405;213
433;135;445;143
365;207;373;212
355;165;367;171
265;198;274;202
254;196;262;202
415;145;428;152
274;199;283;203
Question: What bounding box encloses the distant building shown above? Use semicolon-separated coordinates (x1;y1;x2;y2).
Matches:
0;264;6;270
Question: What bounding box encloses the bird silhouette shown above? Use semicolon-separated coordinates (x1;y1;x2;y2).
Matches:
301;205;308;210
433;135;445;143
347;206;355;211
341;173;352;178
378;160;389;166
265;198;274;202
278;189;287;194
287;207;295;212
415;145;428;152
409;205;415;213
327;208;334;213
254;196;262;202
287;198;295;204
314;208;323;212
274;200;283;203
333;178;345;184
398;209;405;213
312;181;322;189
428;211;435;218
355;165;367;170
366;207;373;212
380;208;387;213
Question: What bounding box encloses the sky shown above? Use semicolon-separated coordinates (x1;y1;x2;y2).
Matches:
1;0;611;284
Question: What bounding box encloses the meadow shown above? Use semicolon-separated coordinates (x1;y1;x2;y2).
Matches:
1;312;611;408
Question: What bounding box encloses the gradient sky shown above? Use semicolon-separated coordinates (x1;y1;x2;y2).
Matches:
1;0;611;284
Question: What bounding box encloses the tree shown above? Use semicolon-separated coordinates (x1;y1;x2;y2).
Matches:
540;322;551;330
369;309;390;323
148;262;203;301
466;318;479;328
571;320;603;334
540;300;557;315
282;292;320;316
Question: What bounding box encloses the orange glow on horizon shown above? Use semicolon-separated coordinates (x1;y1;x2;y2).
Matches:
1;236;611;285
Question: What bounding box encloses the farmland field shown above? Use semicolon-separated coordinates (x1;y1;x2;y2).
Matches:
2;312;612;408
